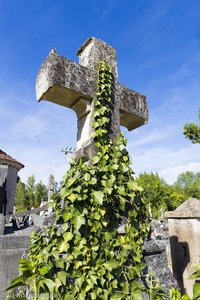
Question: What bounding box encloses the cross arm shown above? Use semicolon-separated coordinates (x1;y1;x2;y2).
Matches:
36;49;148;132
117;83;148;131
36;49;96;110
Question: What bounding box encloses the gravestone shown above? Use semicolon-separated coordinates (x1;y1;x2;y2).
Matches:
166;198;200;297
36;37;148;158
143;240;179;297
35;37;177;298
48;174;55;202
0;151;25;298
0;150;24;216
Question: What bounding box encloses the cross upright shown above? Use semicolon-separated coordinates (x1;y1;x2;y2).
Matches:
36;37;148;159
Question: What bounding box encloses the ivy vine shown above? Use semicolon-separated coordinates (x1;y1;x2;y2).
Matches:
7;61;160;300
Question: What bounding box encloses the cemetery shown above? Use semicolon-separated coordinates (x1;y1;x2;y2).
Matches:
0;37;199;300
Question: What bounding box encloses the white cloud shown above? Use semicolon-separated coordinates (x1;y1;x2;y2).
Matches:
124;57;200;185
18;146;69;185
101;0;122;19
0;84;77;185
130;143;200;184
128;126;175;148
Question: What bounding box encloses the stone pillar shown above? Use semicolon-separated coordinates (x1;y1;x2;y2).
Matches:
48;175;55;202
143;240;179;297
6;166;19;214
0;150;24;216
165;198;200;297
0;215;5;235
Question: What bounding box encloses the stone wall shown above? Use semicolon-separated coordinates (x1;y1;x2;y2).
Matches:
0;165;8;214
166;198;200;297
0;235;30;300
0;164;19;215
6;166;18;214
0;165;8;186
168;218;200;296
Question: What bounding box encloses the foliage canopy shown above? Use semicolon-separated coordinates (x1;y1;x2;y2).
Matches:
183;108;200;144
14;175;48;211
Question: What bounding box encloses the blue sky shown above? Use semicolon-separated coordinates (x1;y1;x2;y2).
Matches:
0;0;199;185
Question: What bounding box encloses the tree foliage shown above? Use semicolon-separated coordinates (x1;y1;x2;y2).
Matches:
14;180;27;212
136;171;200;218
183;108;200;144
135;173;183;218
173;171;200;200
14;175;48;211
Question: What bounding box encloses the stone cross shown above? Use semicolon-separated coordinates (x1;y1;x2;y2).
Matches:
36;37;148;159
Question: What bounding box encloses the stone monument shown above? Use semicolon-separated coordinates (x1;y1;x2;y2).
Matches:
0;150;24;216
47;174;55;202
36;37;177;298
0;150;25;299
166;198;200;297
36;37;148;156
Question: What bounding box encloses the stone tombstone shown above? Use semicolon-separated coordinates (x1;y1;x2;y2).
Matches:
143;240;179;297
48;174;55;202
0;150;24;216
165;198;200;297
36;37;148;159
0;234;33;300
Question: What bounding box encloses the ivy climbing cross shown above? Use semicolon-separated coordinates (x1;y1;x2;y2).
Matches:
36;37;148;159
7;60;153;300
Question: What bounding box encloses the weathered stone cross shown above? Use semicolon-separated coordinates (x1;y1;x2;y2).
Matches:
36;37;148;159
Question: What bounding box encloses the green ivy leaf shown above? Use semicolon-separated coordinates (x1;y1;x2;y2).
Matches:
6;275;26;291
38;265;49;275
131;289;143;300
91;177;97;185
110;293;124;299
93;191;104;205
42;278;55;293
75;275;85;288
193;281;200;299
68;193;78;202
84;173;91;181
117;186;126;195
77;291;86;300
72;215;86;230
63;211;72;222
38;293;49;300
66;177;76;188
104;259;119;271
127;181;143;192
63;232;73;242
57;271;67;285
55;258;65;269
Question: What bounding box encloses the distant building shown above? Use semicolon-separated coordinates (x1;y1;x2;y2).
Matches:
0;150;24;215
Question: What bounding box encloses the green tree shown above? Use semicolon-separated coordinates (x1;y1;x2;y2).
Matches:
25;175;36;209
135;172;186;217
136;172;171;218
173;171;200;199
183;108;200;144
14;176;48;211
14;180;27;212
35;181;48;207
166;190;185;211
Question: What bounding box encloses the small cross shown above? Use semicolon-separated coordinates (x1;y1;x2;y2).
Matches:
36;37;148;158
